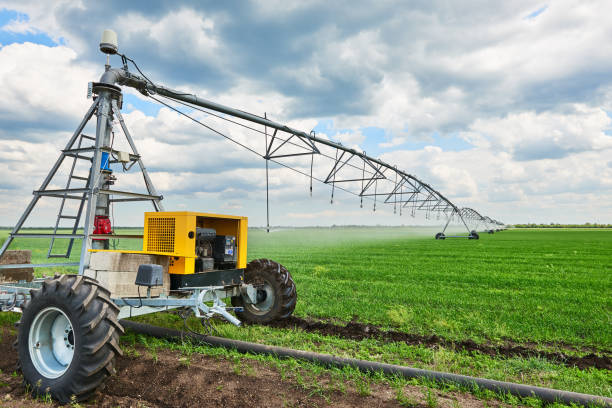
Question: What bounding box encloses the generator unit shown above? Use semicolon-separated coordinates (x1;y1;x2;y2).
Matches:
142;211;247;289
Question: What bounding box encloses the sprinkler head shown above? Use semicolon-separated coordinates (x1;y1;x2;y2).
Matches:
100;29;118;54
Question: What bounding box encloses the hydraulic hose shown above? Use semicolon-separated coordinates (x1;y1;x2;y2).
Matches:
121;320;611;407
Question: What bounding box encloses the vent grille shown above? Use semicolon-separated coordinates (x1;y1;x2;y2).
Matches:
146;217;175;253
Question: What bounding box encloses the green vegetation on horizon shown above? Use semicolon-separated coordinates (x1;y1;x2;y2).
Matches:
513;223;612;228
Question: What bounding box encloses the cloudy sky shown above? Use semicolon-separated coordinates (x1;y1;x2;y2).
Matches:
0;0;611;228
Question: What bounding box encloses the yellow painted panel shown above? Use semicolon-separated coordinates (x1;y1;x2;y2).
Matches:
172;213;192;257
143;211;248;274
238;217;248;269
168;256;195;274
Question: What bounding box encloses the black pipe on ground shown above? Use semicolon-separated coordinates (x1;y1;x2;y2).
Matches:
121;320;611;407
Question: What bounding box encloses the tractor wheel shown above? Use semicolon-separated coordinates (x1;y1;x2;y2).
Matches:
232;259;297;324
469;231;480;240
435;232;445;240
16;275;123;403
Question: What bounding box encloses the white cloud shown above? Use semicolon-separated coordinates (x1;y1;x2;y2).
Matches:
381;143;612;222
286;209;378;219
115;9;222;66
460;106;612;160
0;42;96;137
333;130;365;147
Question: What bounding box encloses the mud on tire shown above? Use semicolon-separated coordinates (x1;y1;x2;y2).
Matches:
232;259;297;324
16;274;123;403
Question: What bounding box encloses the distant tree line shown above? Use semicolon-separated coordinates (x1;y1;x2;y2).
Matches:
513;223;612;228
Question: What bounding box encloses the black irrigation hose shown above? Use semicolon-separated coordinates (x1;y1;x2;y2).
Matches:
121;320;611;407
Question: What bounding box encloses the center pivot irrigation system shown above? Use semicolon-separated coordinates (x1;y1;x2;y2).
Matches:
0;31;506;403
118;62;505;240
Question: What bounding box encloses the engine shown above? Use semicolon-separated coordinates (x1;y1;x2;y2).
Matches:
194;227;237;272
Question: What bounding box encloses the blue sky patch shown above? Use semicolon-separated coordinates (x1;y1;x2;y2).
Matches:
123;94;162;116
0;9;60;47
525;5;548;20
312;120;472;157
312;120;388;156
605;111;612;135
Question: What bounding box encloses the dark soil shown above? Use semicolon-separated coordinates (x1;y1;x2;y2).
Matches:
264;316;612;371
0;328;509;408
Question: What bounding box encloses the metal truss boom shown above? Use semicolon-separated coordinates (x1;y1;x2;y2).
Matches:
98;65;502;233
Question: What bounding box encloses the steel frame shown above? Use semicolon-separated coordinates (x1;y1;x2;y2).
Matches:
0;84;163;273
438;207;505;237
0;280;247;326
99;64;503;235
0;75;248;326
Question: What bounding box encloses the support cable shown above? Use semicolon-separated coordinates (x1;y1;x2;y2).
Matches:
148;95;381;204
148;92;479;226
161;94;381;179
265;113;270;233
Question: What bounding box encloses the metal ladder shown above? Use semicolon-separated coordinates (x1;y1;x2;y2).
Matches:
47;134;94;258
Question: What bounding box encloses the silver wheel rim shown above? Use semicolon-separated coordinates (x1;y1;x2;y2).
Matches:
28;307;75;379
246;282;276;315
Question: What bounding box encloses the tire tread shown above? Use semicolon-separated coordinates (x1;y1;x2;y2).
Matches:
232;259;297;324
16;274;122;404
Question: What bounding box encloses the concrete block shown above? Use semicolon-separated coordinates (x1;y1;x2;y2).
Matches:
86;252;170;298
0;250;34;282
85;269;169;298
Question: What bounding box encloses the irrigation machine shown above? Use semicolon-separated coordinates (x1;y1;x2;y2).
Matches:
0;30;502;402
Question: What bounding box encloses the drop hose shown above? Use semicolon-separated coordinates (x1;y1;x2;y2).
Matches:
120;320;611;407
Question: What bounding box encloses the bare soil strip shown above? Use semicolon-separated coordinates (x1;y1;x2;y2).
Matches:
0;330;509;408
265;316;611;371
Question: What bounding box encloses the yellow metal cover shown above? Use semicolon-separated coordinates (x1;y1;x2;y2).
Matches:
143;211;248;274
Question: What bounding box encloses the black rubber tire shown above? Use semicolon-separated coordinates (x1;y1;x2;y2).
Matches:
16;275;123;403
470;232;480;240
435;232;445;240
232;259;297;324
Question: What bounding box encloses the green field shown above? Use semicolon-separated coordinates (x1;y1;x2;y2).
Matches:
1;227;611;403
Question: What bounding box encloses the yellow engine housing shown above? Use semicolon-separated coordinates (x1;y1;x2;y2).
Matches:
143;211;248;274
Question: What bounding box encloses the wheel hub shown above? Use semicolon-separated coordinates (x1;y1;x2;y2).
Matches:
246;282;275;315
256;289;267;302
28;307;75;379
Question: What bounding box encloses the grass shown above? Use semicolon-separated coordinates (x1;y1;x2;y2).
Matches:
247;228;612;349
1;227;611;404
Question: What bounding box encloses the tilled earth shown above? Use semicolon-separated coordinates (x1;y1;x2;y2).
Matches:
0;328;511;408
265;316;611;370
